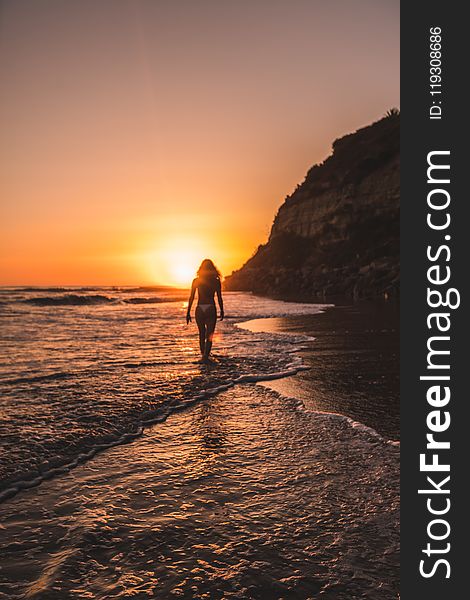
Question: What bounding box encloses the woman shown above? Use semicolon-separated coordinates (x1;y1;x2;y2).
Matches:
186;259;224;362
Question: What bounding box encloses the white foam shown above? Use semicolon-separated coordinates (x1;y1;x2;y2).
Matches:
261;384;400;447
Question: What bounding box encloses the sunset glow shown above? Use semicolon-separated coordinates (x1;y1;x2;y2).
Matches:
145;240;204;288
171;264;197;288
0;0;399;286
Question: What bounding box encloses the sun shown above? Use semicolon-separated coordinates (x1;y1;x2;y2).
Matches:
142;234;228;288
170;261;196;287
143;240;203;287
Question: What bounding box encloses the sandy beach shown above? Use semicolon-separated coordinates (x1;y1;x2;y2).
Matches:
258;301;400;440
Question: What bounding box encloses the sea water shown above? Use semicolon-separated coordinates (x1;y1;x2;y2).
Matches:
0;288;399;599
0;287;329;499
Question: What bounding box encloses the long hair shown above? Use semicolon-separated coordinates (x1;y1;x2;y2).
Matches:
197;259;221;282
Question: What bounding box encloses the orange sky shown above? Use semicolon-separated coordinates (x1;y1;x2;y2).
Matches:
0;0;399;286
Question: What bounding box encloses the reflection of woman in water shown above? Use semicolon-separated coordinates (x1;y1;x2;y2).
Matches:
186;259;224;362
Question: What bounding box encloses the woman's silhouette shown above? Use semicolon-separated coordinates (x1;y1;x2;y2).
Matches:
186;259;224;362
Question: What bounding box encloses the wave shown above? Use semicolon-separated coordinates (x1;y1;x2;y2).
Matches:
125;286;186;293
21;294;117;306
0;285;183;293
0;372;73;386
272;389;400;447
0;361;398;505
0;287;102;293
124;296;184;304
0;360;311;504
0;359;177;386
18;294;182;307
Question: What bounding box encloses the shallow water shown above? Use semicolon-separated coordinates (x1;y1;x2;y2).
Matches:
0;385;399;600
0;288;328;499
0;288;399;598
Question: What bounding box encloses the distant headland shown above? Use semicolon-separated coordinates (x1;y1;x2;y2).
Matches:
225;111;400;300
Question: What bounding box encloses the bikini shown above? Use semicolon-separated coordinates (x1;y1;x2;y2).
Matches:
197;303;215;315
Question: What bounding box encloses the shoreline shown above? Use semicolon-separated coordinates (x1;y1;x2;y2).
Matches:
240;299;399;441
0;300;320;504
0;384;399;600
1;298;398;504
0;297;400;598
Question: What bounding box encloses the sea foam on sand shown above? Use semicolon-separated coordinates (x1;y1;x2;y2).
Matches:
0;383;399;600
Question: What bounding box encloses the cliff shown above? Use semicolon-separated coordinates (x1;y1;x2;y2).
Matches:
225;112;400;299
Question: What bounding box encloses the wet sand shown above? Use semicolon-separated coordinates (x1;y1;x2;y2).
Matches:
0;387;399;600
0;303;399;599
251;300;399;440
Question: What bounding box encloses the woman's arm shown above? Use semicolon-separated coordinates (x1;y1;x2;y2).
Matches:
216;279;224;320
186;279;196;324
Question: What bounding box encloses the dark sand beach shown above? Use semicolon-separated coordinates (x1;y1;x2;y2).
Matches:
257;301;399;440
0;299;399;600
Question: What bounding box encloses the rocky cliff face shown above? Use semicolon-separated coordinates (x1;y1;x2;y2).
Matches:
225;113;399;299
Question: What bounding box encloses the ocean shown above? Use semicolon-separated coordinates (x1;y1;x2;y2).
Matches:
0;286;332;501
0;287;399;599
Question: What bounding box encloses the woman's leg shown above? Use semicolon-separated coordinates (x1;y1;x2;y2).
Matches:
203;309;217;359
195;307;206;355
